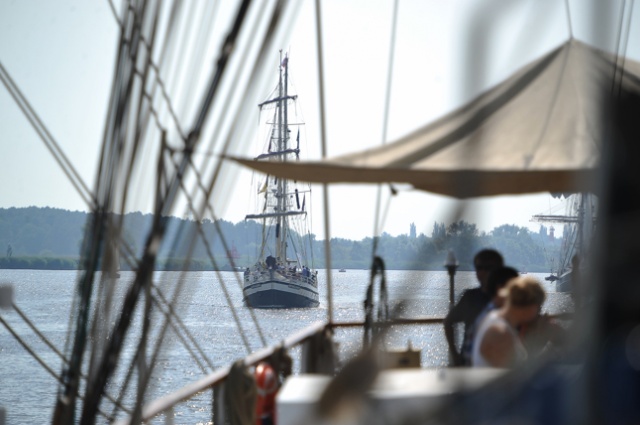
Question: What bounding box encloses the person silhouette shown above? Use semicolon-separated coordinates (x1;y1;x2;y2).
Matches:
443;248;504;366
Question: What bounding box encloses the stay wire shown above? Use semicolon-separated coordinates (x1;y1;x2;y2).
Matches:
0;62;95;209
11;301;133;415
166;152;258;352
615;0;634;97
80;3;177;419
122;5;294;378
55;2;144;421
564;0;573;39
0;314;118;421
110;340;141;419
196;0;290;216
95;17;155;326
184;3;222;120
106;0;188;141
101;0;183;237
139;0;188;137
133;202;156;422
177;0;274;261
118;0;167;228
105;180;192;418
111;332;140;417
156;0;255;223
94;0;288;394
191;0;303;345
372;0;399;257
381;0;399;149
189;0;252;138
117;144;230;402
152;285;214;371
314;0;333;324
611;0;628;95
140;280;213;391
95;0;197;392
90;0;149;363
176;47;276;346
94;0;141;212
124;0;190;157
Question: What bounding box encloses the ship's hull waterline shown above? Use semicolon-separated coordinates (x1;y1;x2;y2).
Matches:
243;276;319;308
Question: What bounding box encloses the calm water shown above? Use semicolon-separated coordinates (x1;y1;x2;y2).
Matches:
0;269;572;424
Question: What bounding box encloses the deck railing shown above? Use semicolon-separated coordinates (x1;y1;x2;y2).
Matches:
114;312;573;424
113;318;444;424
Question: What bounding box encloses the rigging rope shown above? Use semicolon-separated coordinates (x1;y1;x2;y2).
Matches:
314;0;334;324
78;2;192;419
151;286;214;371
176;0;303;342
5;0;305;421
611;0;628;95
0;62;95;209
564;0;574;39
11;302;130;413
167;152;266;350
141;0;306;372
618;0;635;97
106;0;188;141
0;314;118;421
371;0;399;258
612;0;635;97
106;279;212;421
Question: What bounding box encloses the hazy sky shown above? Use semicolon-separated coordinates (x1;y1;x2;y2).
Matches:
1;0;638;241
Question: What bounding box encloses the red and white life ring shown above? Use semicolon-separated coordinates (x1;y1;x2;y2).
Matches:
255;362;278;425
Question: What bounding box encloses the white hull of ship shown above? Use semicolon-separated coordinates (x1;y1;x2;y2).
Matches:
555;270;572;292
243;271;319;308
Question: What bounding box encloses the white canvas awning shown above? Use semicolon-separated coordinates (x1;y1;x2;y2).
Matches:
230;40;640;198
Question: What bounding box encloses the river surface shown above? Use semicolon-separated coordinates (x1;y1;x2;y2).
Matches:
0;269;572;424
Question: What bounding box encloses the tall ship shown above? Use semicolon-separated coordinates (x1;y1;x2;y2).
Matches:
532;193;597;293
2;1;640;424
242;52;319;308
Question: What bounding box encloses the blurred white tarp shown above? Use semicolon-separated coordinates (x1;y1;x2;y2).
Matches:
231;40;640;198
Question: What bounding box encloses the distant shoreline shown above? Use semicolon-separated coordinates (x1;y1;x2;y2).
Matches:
0;262;550;273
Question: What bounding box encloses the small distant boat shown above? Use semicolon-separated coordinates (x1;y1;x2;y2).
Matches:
217;264;244;272
339;268;346;272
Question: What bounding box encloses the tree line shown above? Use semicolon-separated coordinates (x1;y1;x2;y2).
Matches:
0;207;562;272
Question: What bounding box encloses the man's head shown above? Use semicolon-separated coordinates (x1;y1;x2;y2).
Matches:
486;266;519;306
474;249;504;291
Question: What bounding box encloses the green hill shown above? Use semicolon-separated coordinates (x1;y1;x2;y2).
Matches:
0;207;561;271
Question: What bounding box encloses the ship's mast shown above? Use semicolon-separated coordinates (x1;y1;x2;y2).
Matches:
531;193;596;273
276;50;289;261
246;52;305;261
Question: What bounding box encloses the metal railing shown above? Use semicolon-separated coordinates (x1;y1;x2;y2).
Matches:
114;310;575;424
114;317;450;424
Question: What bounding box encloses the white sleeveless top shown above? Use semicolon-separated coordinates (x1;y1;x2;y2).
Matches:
472;310;527;367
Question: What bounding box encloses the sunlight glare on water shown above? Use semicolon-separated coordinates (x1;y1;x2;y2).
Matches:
0;269;572;423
